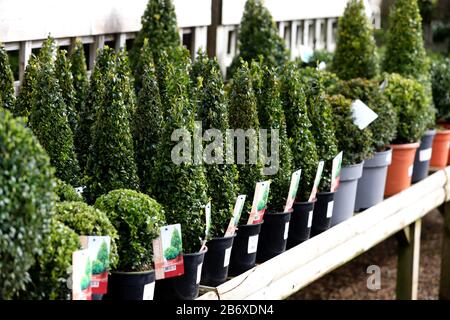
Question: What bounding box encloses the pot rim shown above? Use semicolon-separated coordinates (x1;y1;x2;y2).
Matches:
316;191;337;196
184;248;208;257
434;129;450;136
343;161;365;169
238;221;264;228
111;269;155;275
293;199;317;205
389;142;420;149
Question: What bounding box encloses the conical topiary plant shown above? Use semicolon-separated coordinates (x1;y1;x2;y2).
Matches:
228;60;264;216
0;109;56;299
228;0;288;78
191;50;239;237
70;40;89;115
150;47;209;253
132;40;164;194
14;54;38;118
327;94;373;166
299;67;338;192
280;62;319;201
116;49;137;119
331;0;379;80
76;47;115;171
0;44;15;111
84;50;140;204
55;49;78;135
251;61;293;212
130;0;180;72
29;38;81;186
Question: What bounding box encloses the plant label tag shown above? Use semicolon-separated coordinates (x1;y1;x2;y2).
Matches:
331;151;343;192
247;235;259;254
204;202;211;240
284;169;302;213
72;249;92;300
419;148;432;162
408;165;414;177
379;79;388;92
224;247;232;267
317;61;327;70
386;151;392;164
284;222;290;240
196;263;203;285
75;186;85;196
225;195;246;237
299;45;314;63
326;201;334;218
248;181;271;225
153;224;184;280
351;99;378;130
308;161;325;202
79;235;111;295
143;282;155;300
307;210;313;228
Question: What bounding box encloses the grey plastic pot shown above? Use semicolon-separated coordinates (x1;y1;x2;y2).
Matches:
330;161;364;227
354;148;392;212
412;129;436;183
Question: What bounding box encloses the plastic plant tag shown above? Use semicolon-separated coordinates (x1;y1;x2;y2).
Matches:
330;152;343;192
351;99;378;130
72;249;92;300
204;202;211;241
317;61;326;70
75;186;85;196
79;236;111;295
284;169;302;213
419;148;432;162
143;282;155;300
308;161;325;202
379;79;388;92
299;45;314;63
225;195;247;237
247;180;271;225
153;224;185;280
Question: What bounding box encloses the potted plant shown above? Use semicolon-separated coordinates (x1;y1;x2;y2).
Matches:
0;109;55;299
94;189;166;300
0;43;15;111
337;78;397;211
327;94;373;226
382;0;436;182
383;73;429;196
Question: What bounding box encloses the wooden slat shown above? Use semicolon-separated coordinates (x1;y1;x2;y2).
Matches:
19;40;32;82
439;201;450;299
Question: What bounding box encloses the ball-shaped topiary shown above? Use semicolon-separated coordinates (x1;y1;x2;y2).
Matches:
327;94;373;166
331;0;379;80
94;189;166;272
0;109;56;299
55;178;83;202
0;44;15;111
55;201;119;269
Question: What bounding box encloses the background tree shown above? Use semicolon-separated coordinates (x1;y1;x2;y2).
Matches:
0;45;15;111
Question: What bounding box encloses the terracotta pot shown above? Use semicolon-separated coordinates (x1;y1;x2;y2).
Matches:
385;142;420;197
442;123;450;165
430;130;450;168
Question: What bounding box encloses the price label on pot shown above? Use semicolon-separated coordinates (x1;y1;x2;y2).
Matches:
247;235;259;254
386;151;392;164
308;161;325;202
143;282;155;300
331;151;343;192
419;148;432;162
196;263;203;284
308;210;313;228
153;224;185;280
225;195;246;237
284;222;290;240
351;99;378;130
284;169;302;213
248;181;271;225
326;201;334;218
224;247;232;267
408;165;414;177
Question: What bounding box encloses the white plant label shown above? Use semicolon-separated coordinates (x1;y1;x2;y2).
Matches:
408;165;414;177
419;148;432;162
317;61;326;70
196;263;203;285
299;45;314;63
326;201;334;218
283;222;290;240
284;169;302;213
143;282;155;300
223;247;232;267
225;195;246;237
307;210;313;228
247;235;259;254
379;79;388;91
351;99;378;130
386;152;392;164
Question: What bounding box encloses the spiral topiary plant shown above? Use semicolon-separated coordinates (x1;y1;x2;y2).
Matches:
0;109;56;299
94;189;166;272
0;44;15;111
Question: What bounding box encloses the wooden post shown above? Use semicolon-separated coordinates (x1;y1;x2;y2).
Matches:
439;201;450;299
396;219;422;300
19;41;32;83
115;33;127;52
89;35;105;70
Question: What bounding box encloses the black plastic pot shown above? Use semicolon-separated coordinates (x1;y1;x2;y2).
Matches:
228;222;263;277
200;235;235;287
154;250;206;300
105;270;155;300
256;212;291;263
412;129;436;183
286;201;315;249
311;191;336;237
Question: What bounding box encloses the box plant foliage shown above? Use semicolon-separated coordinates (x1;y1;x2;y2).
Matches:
69;39;89;115
14;54;39;118
55;178;83;202
0;109;56;299
430;55;450;122
0;44;16;111
94;189;166;272
191;50;239;236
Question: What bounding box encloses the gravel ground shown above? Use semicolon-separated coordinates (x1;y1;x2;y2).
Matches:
290;209;443;300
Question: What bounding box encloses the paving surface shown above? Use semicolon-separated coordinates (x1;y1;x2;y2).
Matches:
290;209;443;300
